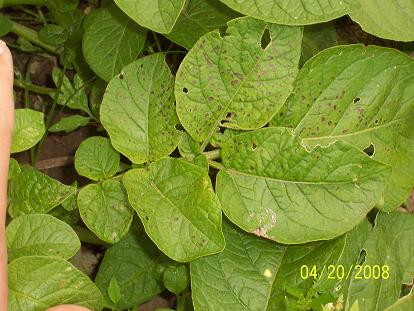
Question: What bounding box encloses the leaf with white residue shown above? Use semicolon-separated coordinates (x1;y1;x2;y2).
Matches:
216;127;390;243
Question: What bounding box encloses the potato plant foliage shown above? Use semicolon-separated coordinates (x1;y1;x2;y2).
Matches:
2;0;414;310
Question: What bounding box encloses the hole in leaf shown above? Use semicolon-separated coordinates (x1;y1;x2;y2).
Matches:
353;97;361;104
174;123;184;131
182;87;188;94
119;73;124;80
226;112;232;118
374;119;379;125
260;28;271;50
218;26;229;38
358;249;367;265
252;142;257;151
363;143;375;157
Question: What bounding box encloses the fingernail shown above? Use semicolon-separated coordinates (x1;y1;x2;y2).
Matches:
0;40;6;55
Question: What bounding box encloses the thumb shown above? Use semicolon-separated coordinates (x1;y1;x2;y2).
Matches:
0;39;14;133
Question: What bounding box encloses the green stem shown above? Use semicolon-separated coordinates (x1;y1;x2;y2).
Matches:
73;226;108;246
9;19;59;53
176;292;186;311
1;0;46;6
203;149;220;160
208;160;225;170
33;64;66;164
14;79;56;95
152;32;162;52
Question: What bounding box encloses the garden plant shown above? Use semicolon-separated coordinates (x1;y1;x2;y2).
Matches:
0;0;414;310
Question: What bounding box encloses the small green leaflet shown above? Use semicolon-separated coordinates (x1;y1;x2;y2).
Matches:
11;109;45;153
166;0;239;49
350;0;414;42
8;166;76;217
49;115;90;133
114;0;186;33
8;256;103;311
100;53;180;164
216;127;390;244
162;265;189;295
77;180;134;244
74;136;120;181
38;24;68;45
272;45;414;211
95;223;172;309
217;0;360;25
345;212;414;311
82;3;147;82
107;277;122;305
175;17;302;146
6;214;80;261
0;14;13;37
51;67;91;115
123;157;225;262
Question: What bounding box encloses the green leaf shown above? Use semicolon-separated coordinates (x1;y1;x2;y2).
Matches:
52;68;91;114
49;115;90;133
272;45;414;211
107;277;122;305
216;127;390;244
165;0;239;49
61;185;78;211
301;22;337;65
350;0;414;42
0;14;13;37
95;223;171;309
38;24;68;45
162;265;189;295
8;256;103;311
384;294;414;311
191;220;286;311
192;219;370;311
11;109;45;153
77;180;134;244
101;53;180;164
114;0;187;33
123;157;225;262
8;158;21;180
8;166;76;218
217;0;360;25
6;214;80;261
74;136;120;181
83;3;147;82
175;17;302;146
345;212;414;311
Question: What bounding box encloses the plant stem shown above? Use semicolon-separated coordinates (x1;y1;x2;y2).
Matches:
152;32;162;52
1;0;46;6
203;149;220;160
13;79;56;95
33;64;66;165
176;292;186;311
9;19;59;53
208;160;225;170
73;226;108;246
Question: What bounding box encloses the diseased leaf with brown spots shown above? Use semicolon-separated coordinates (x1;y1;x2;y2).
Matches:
175;17;302;148
216;127;390;244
